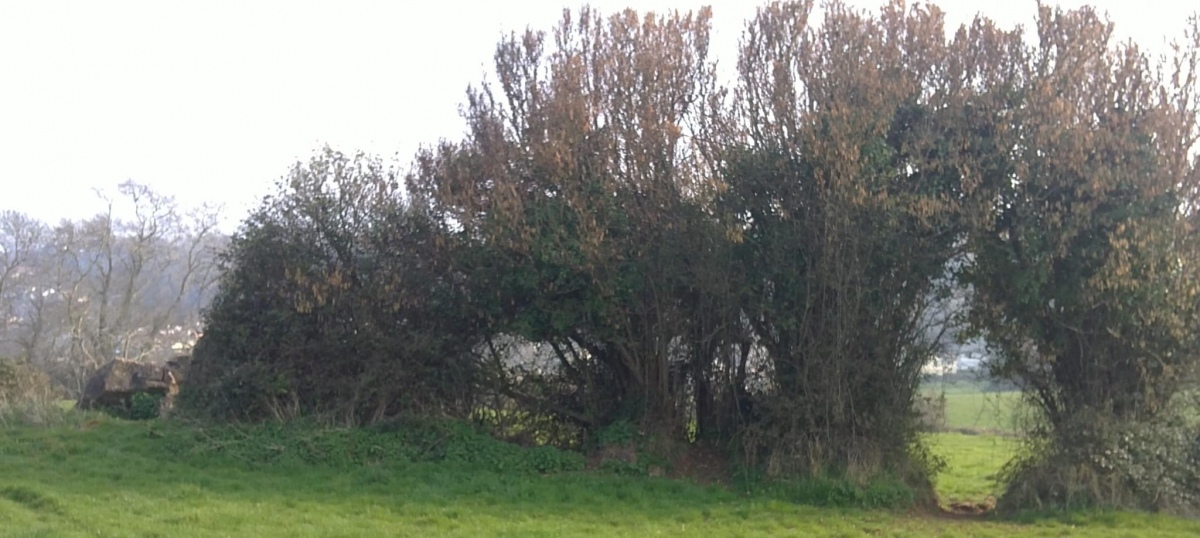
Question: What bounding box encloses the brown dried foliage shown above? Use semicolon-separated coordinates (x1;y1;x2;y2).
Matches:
410;7;721;433
194;2;1200;506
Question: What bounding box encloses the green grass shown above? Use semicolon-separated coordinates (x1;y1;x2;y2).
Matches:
927;432;1018;505
1;415;1198;536
921;381;1024;506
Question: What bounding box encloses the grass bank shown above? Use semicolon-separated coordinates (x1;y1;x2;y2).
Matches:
1;414;1198;537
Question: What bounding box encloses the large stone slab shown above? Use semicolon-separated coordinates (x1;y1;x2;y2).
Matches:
75;358;183;417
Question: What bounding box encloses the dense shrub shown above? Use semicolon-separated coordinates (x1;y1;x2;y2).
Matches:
999;408;1200;514
181;149;487;424
127;392;164;421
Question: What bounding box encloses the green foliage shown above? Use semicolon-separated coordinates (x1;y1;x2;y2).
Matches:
597;458;645;477
594;420;637;448
409;6;724;437
183;148;486;424
715;2;967;483
998;410;1200;514
403;420;585;474
128;392;163;421
953;4;1200;513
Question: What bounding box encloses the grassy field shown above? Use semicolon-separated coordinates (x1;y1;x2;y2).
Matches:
1;413;1198;537
942;391;1024;433
922;376;1026;433
927;432;1018;505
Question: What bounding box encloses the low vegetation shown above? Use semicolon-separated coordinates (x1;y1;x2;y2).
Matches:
0;358;69;428
2;416;1200;537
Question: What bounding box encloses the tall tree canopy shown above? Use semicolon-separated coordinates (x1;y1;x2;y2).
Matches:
186;0;1200;512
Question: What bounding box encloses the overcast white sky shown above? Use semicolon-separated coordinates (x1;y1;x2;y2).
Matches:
1;1;1194;231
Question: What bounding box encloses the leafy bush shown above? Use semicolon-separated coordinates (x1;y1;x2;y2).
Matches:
182;149;486;424
999;410;1200;515
128;393;164;421
594;420;638;448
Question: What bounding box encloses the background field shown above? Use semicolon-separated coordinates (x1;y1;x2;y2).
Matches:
946;391;1020;431
922;375;1026;434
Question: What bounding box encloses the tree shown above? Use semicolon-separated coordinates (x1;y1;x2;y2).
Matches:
185;149;485;423
170;2;1200;510
410;6;722;436
958;4;1200;511
717;0;965;479
0;211;46;360
0;183;223;396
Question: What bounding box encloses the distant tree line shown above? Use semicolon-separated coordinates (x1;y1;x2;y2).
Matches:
184;1;1200;513
0;181;224;396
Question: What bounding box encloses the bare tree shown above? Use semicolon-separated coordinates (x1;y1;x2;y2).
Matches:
0;211;47;360
0;183;223;395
